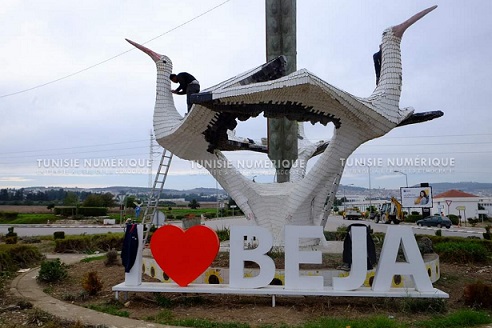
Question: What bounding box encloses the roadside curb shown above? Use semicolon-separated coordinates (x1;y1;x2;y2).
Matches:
413;225;484;235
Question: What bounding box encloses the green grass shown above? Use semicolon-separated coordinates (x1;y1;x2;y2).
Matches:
80;255;106;263
433;241;488;263
0;213;58;224
148;309;250;328
413;309;491;328
87;302;129;317
143;309;492;328
162;208;218;218
300;309;491;328
303;316;401;328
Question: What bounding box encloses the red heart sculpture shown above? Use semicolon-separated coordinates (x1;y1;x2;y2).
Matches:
150;225;219;287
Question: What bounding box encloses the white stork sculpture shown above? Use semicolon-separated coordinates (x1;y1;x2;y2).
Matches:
126;5;442;245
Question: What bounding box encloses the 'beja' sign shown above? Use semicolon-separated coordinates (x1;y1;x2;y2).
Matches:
230;225;433;292
115;224;448;299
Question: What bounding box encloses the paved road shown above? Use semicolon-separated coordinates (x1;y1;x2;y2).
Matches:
1;215;484;238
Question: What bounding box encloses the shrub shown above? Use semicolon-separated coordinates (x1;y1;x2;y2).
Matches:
0;244;44;272
215;227;230;242
0;211;19;220
484;225;491;241
37;259;68;283
54;206;107;217
405;214;422;223
468;218;480;227
53;231;65;240
435;229;442;237
82;271;103;295
5;227;18;244
22;237;41;244
5;236;17;244
324;225;349;241
105;249;119;266
417;237;434;254
448;214;459;225
54;233;123;253
433;241;488;263
54;207;77;216
463;282;492;309
78;207;108;217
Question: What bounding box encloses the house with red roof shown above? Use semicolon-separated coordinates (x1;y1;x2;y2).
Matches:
432;189;480;219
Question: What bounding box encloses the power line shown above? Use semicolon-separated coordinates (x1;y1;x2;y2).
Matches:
0;146;148;160
373;133;492;139
360;141;492;147
0;151;151;166
0;0;232;100
0;139;148;156
1;130;492;164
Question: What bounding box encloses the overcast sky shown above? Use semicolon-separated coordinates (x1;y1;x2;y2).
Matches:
1;0;491;191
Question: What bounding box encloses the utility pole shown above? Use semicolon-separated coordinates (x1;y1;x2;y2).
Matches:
148;129;154;189
265;0;298;183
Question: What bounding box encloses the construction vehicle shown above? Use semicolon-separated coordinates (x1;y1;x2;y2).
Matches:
343;208;363;220
375;197;404;224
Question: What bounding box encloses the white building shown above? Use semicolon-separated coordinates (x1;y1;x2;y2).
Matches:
432;189;480;219
478;196;492;218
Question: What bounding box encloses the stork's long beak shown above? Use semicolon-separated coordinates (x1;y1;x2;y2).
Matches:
393;5;437;38
126;38;162;62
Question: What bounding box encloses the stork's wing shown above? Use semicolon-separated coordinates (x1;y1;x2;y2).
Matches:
191;56;288;153
195;68;394;141
192;56;442;153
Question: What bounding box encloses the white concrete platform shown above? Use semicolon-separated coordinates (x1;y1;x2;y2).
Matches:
113;282;448;299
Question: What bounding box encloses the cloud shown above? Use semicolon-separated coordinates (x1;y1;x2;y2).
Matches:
1;0;491;190
0;177;33;182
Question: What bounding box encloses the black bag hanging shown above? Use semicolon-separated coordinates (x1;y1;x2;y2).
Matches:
342;223;377;270
121;223;139;273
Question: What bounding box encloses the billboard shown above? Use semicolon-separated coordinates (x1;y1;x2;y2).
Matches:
400;187;433;208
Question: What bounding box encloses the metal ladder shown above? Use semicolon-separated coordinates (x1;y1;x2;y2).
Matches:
141;148;173;242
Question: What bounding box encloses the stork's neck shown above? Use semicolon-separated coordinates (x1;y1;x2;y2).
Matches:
372;31;403;109
155;61;176;110
153;60;183;138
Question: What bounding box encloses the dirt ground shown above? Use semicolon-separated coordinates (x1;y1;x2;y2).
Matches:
40;255;492;327
0;205;53;214
1;250;491;327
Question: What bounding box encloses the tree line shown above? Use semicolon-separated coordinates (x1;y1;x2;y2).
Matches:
0;188;116;207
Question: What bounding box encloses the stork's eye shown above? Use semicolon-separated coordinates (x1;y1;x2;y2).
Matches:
382;31;387;36
162;60;167;64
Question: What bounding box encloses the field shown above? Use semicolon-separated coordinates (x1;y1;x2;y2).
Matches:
0;205;52;214
1;206;491;327
39;252;492;328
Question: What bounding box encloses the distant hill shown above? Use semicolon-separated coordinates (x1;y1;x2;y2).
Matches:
21;182;492;197
423;182;492;196
341;182;492;197
23;185;227;196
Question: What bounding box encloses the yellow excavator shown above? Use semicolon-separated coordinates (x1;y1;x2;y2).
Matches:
375;197;405;224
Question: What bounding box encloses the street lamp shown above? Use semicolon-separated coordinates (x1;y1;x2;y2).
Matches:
394;170;409;215
368;166;372;212
360;163;372;212
216;179;219;218
394;170;408;187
